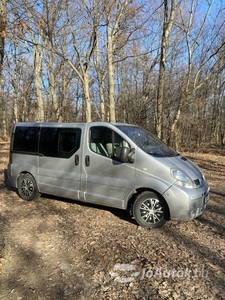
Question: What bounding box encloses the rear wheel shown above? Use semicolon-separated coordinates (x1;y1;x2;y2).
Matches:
133;191;168;228
18;173;40;201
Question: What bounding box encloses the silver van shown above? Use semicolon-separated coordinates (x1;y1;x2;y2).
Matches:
7;122;210;228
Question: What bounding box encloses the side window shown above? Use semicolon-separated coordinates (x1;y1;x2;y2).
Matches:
40;127;81;158
58;131;77;153
89;127;111;157
89;126;130;160
13;126;40;153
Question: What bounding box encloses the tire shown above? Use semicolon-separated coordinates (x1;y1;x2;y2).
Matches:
17;173;40;201
133;191;168;228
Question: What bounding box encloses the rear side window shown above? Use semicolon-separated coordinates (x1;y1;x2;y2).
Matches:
13;126;40;153
39;127;81;158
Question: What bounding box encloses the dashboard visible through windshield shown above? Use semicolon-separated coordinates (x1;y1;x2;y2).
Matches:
116;125;178;157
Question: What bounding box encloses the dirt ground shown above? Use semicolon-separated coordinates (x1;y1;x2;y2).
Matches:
0;142;224;300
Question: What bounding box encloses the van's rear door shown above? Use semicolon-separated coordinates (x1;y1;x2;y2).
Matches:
38;124;84;200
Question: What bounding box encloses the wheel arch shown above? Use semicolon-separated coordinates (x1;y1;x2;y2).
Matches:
17;171;38;187
17;172;40;201
127;187;171;221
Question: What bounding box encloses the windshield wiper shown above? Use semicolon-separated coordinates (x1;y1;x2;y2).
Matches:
147;151;160;156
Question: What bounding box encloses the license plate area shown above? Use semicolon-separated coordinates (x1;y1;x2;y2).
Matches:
204;194;209;205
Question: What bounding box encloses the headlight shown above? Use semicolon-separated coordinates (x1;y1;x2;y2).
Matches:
171;169;195;188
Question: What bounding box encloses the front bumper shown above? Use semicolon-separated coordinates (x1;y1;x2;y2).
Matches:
162;181;210;221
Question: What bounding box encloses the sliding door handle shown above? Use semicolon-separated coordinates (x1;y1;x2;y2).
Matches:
75;154;79;165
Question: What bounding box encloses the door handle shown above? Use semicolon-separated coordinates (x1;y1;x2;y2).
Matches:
75;154;79;165
85;155;90;167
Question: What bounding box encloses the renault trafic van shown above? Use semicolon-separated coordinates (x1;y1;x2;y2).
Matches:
7;122;210;228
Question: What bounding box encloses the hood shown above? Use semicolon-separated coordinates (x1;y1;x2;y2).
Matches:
156;155;203;180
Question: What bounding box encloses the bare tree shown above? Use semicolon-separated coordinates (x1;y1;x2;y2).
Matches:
60;0;99;122
102;0;144;122
93;29;107;121
0;0;6;75
156;0;177;139
0;0;6;137
2;0;225;152
14;4;47;122
168;0;224;149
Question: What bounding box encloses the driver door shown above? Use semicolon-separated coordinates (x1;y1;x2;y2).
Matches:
81;125;136;209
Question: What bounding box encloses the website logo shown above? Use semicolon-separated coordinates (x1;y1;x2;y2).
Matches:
109;263;140;283
109;263;208;283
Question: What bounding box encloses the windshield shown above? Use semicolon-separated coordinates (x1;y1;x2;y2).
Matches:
116;125;178;157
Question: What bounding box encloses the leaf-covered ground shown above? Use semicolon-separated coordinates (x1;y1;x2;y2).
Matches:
0;142;224;300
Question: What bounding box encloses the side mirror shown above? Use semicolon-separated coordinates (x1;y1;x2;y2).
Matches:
128;148;135;163
120;147;135;163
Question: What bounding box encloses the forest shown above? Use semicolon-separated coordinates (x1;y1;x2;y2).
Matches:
0;0;224;151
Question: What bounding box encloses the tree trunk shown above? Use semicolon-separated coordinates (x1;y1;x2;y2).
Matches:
107;24;116;122
33;45;45;122
0;0;6;76
156;0;176;139
94;36;106;121
48;49;60;121
83;69;91;122
0;0;6;137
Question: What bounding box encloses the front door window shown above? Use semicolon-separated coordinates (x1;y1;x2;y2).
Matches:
89;126;130;161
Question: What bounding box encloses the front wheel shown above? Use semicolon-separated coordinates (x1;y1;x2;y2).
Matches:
133;191;168;228
17;173;40;201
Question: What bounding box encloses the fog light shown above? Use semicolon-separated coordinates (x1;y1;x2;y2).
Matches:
190;210;197;219
190;208;202;219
